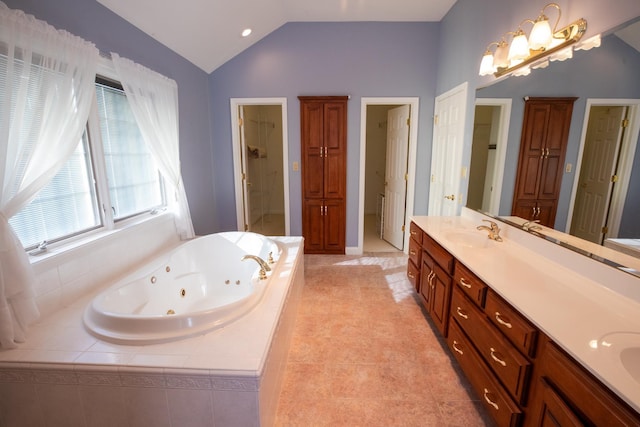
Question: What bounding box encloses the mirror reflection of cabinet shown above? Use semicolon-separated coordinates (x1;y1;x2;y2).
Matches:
511;97;577;227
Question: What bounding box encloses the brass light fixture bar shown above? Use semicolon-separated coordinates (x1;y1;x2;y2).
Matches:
479;3;589;78
494;18;587;77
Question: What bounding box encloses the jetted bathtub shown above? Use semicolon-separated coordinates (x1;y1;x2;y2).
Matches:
83;231;280;344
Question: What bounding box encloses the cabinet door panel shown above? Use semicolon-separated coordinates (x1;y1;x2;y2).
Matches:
323;199;345;253
420;252;435;310
323;102;346;199
301;102;325;199
302;199;324;253
431;263;452;337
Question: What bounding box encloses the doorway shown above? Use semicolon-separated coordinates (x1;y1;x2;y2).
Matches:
230;98;290;235
468;98;511;215
358;97;419;254
567;99;640;243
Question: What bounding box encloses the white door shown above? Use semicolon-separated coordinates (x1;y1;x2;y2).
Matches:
429;82;468;216
383;105;411;250
570;106;626;243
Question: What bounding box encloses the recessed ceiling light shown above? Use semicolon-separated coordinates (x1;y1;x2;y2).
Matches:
242;28;252;38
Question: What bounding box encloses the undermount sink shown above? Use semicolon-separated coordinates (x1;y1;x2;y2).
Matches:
598;332;640;384
444;231;491;249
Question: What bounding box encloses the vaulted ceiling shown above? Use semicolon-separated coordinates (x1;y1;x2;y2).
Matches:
97;0;457;73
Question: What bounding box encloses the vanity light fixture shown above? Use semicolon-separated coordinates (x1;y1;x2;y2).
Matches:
478;2;589;78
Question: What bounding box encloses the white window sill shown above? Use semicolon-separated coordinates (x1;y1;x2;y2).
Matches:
29;211;176;271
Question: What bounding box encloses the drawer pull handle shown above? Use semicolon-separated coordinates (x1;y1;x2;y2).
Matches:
490;348;507;367
411;230;417;235
495;312;513;329
459;277;472;289
483;388;499;411
456;307;468;319
410;249;416;256
452;340;464;355
408;272;415;279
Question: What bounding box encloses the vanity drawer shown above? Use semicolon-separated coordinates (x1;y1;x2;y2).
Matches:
485;290;538;358
423;234;454;274
409;221;423;246
452;287;532;404
447;321;522;427
408;235;422;270
454;261;487;307
407;257;420;292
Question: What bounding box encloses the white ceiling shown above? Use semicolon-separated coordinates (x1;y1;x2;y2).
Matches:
97;0;457;73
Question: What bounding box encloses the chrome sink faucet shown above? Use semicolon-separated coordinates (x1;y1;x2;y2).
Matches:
477;219;503;242
241;254;271;280
522;219;543;231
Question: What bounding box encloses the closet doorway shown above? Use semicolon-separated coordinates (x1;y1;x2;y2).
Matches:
359;97;419;253
230;98;290;236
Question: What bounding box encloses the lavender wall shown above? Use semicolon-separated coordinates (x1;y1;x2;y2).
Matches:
4;0;216;235
209;22;440;246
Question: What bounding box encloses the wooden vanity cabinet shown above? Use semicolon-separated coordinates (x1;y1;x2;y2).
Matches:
420;234;454;337
407;222;423;292
526;340;640;427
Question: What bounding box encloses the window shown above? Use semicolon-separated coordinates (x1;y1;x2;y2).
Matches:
8;73;166;250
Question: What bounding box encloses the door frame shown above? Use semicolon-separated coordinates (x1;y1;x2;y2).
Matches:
229;98;290;235
357;97;419;255
472;98;512;215
566;98;640;237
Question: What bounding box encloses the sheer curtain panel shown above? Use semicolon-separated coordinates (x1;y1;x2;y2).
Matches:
111;53;194;240
0;2;99;348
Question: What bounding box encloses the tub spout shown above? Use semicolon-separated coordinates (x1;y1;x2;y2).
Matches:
241;255;271;280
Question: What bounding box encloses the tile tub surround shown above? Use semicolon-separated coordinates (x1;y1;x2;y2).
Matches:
412;208;640;414
0;237;304;427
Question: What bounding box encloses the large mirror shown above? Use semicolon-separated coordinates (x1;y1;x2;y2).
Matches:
471;16;640;273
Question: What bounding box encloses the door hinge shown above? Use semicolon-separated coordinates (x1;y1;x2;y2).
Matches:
244;223;249;231
622;118;629;128
434;115;439;125
404;173;409;181
238;117;244;126
402;224;405;232
406;118;411;126
611;175;618;183
602;226;608;234
242;172;246;181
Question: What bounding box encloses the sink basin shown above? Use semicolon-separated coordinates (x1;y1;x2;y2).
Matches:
444;231;491;249
598;332;640;384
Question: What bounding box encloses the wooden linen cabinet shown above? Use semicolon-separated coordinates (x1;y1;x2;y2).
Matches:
299;96;348;254
511;97;577;227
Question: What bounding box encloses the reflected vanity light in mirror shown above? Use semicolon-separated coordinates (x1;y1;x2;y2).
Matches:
479;2;590;78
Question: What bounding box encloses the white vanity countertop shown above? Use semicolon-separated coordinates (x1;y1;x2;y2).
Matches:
411;210;640;413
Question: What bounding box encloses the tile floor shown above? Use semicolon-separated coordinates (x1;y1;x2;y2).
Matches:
275;253;495;426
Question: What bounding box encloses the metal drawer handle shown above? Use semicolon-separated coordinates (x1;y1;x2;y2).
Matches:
495;312;513;329
452;340;464;355
411;230;417;235
483;388;499;411
456;307;468;319
410;249;417;256
408;272;415;279
459;277;472;289
490;348;507;367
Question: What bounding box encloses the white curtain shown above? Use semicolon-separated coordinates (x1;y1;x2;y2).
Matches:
111;54;195;240
0;2;99;348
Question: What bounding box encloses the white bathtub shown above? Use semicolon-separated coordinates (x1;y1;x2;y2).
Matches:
84;232;281;344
